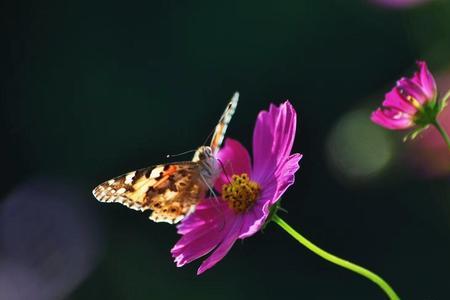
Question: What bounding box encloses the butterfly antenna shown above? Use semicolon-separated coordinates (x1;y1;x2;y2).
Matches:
201;124;216;147
201;109;225;146
166;149;196;158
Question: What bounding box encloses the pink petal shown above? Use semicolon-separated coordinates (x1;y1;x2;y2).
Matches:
252;101;297;186
171;199;234;269
371;108;414;130
172;225;224;267
237;102;301;239
395;62;436;105
214;138;252;191
174;200;228;239
237;198;270;239
397;78;428;105
197;214;244;274
238;153;302;239
272;153;303;204
416;61;437;100
251;107;275;182
176;200;225;235
382;88;418;115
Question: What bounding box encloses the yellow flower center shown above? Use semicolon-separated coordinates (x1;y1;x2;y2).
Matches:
406;95;422;110
399;88;423;110
222;173;261;213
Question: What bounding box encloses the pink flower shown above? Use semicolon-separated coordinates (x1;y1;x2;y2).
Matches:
370;0;432;9
371;61;438;130
171;101;302;274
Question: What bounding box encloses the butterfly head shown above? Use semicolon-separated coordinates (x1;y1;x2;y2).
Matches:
192;146;214;162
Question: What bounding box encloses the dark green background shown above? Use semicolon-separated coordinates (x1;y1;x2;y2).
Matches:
2;0;450;299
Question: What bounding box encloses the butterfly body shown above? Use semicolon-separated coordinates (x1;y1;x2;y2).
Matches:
192;145;220;179
93;93;239;224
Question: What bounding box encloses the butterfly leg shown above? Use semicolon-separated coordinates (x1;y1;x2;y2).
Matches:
217;159;232;184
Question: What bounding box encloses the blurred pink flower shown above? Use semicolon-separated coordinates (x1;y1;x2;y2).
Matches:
171;101;302;274
371;61;438;130
370;0;432;9
408;71;450;177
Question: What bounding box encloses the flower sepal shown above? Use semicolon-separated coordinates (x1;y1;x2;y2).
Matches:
403;89;450;141
403;102;437;141
262;201;286;231
437;89;450;114
413;97;439;126
403;125;429;142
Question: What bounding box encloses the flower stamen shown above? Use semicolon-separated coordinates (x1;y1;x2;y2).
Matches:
406;95;422;110
399;88;423;110
222;173;260;213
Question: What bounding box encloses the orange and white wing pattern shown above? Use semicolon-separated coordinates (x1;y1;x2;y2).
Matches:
92;162;207;224
210;92;239;154
93;92;238;223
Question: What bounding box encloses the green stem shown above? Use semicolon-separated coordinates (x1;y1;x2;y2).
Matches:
272;214;400;300
432;119;450;152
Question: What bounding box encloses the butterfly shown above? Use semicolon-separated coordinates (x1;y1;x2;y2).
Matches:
92;92;239;224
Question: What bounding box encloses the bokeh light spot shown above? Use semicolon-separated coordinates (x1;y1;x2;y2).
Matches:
0;178;104;300
326;109;395;183
369;0;432;9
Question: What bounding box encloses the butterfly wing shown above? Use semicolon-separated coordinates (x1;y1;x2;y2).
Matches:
210;92;239;154
92;162;207;224
93;92;239;223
